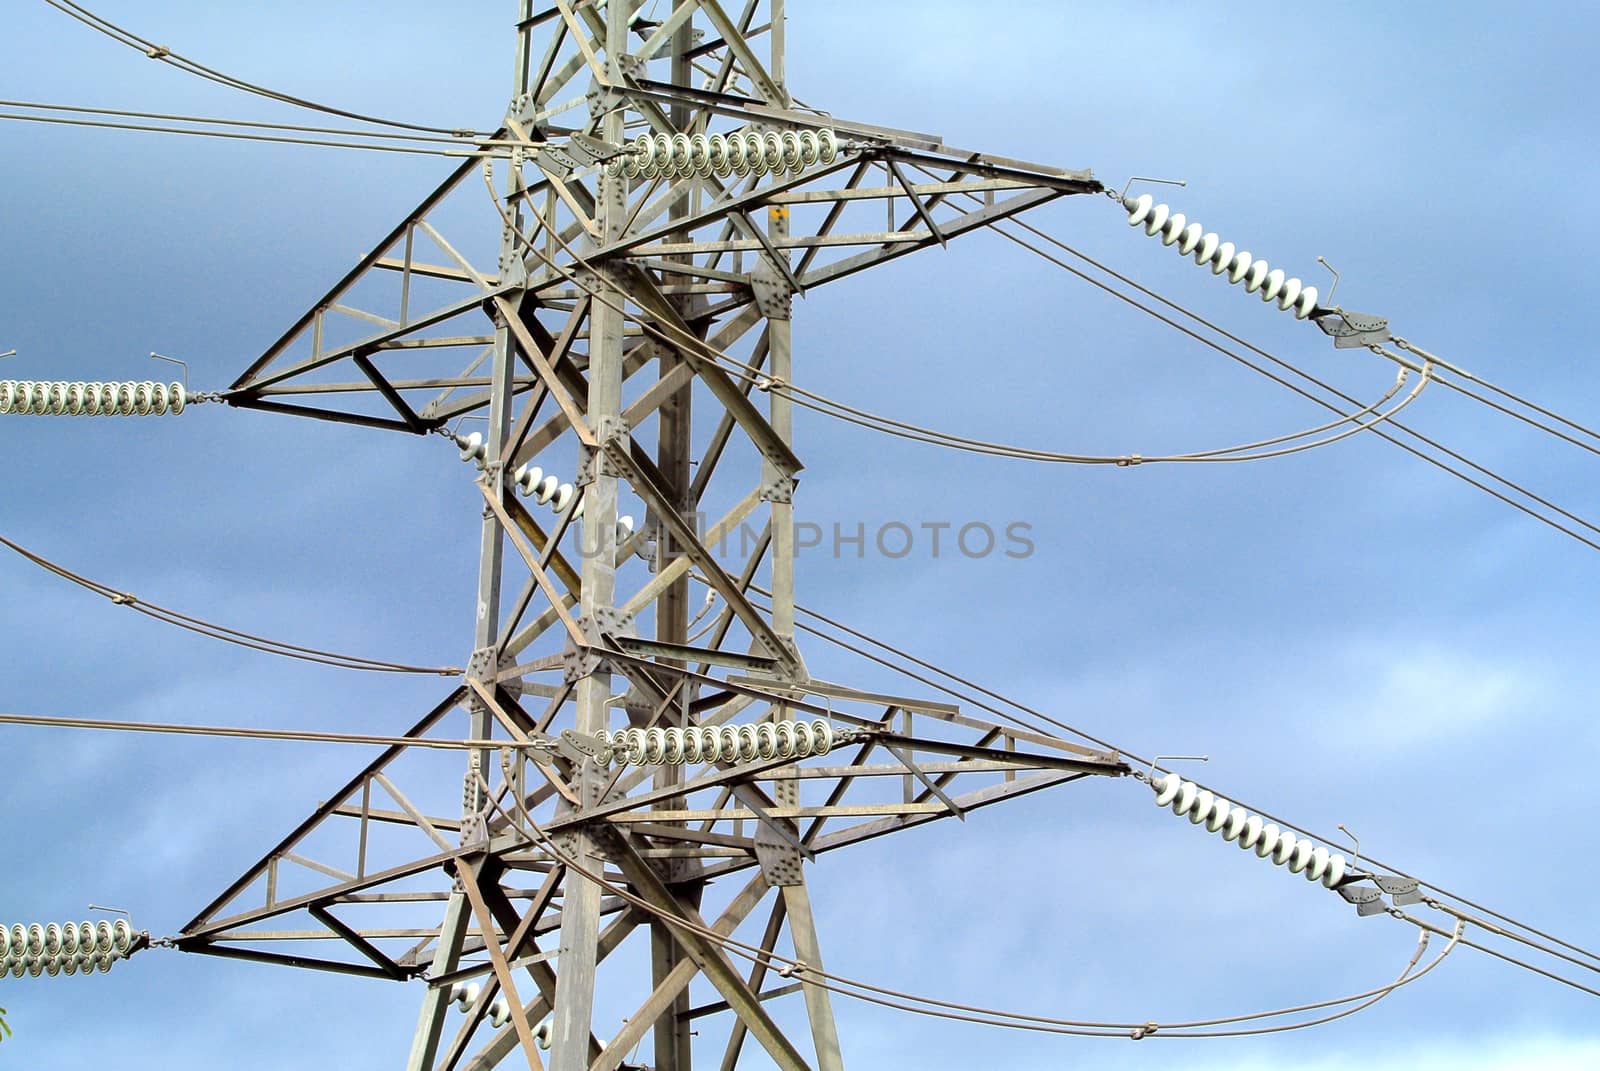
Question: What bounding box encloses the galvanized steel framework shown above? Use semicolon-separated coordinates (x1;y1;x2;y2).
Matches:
178;4;1127;1068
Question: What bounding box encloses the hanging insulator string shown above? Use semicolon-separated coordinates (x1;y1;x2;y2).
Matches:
605;128;842;181
0;380;206;416
1120;193;1320;319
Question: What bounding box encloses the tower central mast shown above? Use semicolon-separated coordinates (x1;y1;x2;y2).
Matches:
181;5;1116;1068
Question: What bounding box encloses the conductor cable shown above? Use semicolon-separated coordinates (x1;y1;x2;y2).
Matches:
0;532;459;676
474;769;1463;1039
40;0;489;137
485;161;1415;469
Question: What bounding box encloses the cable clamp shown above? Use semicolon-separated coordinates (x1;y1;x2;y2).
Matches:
1115;454;1143;467
776;959;808;979
1129;1021;1158;1040
145;45;170;59
1312;307;1392;349
111;592;138;606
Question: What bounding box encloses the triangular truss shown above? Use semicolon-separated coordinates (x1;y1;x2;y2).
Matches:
187;3;1118;1070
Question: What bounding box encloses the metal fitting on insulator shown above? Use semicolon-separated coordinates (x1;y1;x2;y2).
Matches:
606;128;841;181
1148;774;1347;889
0;380;189;417
1120;195;1320;320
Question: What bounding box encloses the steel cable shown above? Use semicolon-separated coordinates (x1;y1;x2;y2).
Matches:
988;221;1600;551
0;711;541;752
1381;340;1600;459
0;110;510;159
1391;337;1600;449
742;584;1600;977
474;770;1464;1039
484;161;1413;469
484;159;1600;972
0;532;459;676
0;98;525;148
39;0;488;137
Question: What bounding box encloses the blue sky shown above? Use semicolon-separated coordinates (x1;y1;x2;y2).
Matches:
3;2;1599;1068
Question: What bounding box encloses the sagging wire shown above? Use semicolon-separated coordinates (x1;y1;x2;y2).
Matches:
0;110;513;160
984;212;1600;551
39;0;489;138
482;160;1417;469
744;584;1600;987
0;711;553;752
1104;186;1600;462
0;99;526;158
0;532;460;676
1387;337;1600;460
1105;184;1600;461
469;767;1463;1040
1094;361;1431;467
485;160;1600;987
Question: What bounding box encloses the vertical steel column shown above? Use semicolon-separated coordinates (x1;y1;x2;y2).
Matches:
650;6;700;1069
763;144;846;1071
548;2;631;1067
403;9;534;1065
765;0;795;648
765;206;797;646
403;893;470;1071
770;0;784;94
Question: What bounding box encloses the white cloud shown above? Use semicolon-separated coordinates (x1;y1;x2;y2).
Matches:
1318;642;1537;751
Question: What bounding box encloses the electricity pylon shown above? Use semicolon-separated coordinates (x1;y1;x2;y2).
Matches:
176;4;1125;1068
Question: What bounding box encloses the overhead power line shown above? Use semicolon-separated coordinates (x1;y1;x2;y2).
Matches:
0;532;460;676
987;220;1600;553
0;98;523;148
40;0;488;137
0;109;510;159
1385;338;1600;458
752;584;1600;981
484;159;1600;559
0;710;529;752
484;162;1415;469
479;773;1469;1040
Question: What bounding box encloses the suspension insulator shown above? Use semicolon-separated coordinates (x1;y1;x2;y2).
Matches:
505;459;636;541
456;432;488;469
606;128;841;181
449;980;481;1011
0;919;142;976
488;996;512;1028
1148;775;1348;890
595;718;837;767
514;464;544;497
0;380;189;416
1121;195;1320;320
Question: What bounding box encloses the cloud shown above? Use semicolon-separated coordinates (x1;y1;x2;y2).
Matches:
1312;642;1539;753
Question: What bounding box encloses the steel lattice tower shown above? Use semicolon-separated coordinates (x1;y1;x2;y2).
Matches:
176;5;1125;1068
